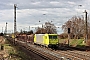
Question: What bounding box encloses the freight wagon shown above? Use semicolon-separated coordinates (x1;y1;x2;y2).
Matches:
16;34;34;43
34;34;59;48
27;34;34;43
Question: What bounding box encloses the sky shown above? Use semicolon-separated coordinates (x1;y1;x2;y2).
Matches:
0;0;90;34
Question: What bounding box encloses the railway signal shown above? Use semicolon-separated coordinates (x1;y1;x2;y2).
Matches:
84;10;88;43
68;28;70;47
68;28;70;34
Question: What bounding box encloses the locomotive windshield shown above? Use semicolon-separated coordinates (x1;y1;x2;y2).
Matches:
49;35;57;39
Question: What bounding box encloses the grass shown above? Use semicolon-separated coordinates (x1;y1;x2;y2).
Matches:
59;39;67;43
59;38;85;47
4;39;33;60
70;39;83;45
69;39;77;45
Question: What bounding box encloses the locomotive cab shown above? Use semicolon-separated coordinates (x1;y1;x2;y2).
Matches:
47;34;59;48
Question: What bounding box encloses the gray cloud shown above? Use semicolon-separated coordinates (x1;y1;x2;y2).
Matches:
0;0;81;10
0;0;87;11
0;0;89;34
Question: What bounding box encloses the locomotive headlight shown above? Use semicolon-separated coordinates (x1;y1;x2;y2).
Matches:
56;42;58;44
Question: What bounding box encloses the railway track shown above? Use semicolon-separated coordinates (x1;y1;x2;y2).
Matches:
6;37;90;60
67;51;90;59
27;43;90;60
55;51;88;60
26;42;90;60
18;41;60;60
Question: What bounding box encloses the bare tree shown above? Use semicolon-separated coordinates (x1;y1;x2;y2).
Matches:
35;22;57;34
44;22;57;34
62;16;85;39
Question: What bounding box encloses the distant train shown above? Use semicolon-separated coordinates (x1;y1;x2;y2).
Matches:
16;34;59;48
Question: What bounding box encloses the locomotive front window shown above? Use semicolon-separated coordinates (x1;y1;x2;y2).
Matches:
49;35;52;39
53;36;57;39
49;35;57;39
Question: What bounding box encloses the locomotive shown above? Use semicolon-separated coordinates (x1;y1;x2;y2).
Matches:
34;34;59;48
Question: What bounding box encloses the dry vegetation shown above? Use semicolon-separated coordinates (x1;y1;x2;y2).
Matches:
86;39;90;46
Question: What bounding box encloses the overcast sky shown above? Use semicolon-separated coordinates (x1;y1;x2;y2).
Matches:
0;0;90;34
